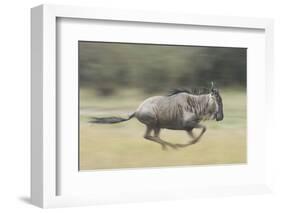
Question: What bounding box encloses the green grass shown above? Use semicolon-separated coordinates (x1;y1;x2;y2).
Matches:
79;88;247;170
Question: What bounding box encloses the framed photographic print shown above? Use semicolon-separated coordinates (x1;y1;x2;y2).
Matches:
31;4;274;208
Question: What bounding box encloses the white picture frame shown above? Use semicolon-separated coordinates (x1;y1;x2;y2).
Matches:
31;4;274;208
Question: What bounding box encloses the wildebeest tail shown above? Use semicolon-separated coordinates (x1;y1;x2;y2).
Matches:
89;112;135;124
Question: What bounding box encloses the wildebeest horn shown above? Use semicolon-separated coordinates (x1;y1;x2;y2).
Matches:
210;81;214;91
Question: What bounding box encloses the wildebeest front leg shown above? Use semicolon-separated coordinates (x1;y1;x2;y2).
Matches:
176;123;207;148
191;124;206;144
186;130;195;139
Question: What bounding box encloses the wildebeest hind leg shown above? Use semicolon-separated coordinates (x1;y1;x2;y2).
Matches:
144;127;177;150
154;128;178;150
144;127;166;150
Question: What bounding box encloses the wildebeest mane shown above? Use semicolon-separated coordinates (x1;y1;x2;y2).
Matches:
167;87;211;96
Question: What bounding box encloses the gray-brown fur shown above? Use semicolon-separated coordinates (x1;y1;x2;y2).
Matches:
90;85;224;150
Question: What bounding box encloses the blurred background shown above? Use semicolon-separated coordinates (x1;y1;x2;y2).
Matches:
79;41;247;170
79;42;246;96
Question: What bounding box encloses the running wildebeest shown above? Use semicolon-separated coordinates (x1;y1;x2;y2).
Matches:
90;83;224;150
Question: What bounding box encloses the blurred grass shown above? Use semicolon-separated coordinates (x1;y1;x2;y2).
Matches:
79;88;247;170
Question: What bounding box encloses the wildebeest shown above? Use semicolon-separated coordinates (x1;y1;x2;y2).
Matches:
90;83;224;150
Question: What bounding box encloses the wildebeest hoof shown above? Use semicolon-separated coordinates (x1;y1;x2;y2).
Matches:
174;143;193;148
174;144;185;148
170;144;178;150
190;139;199;144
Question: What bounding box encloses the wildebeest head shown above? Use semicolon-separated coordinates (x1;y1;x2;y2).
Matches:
210;83;224;121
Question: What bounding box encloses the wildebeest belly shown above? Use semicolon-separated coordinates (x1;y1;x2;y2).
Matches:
157;118;185;130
